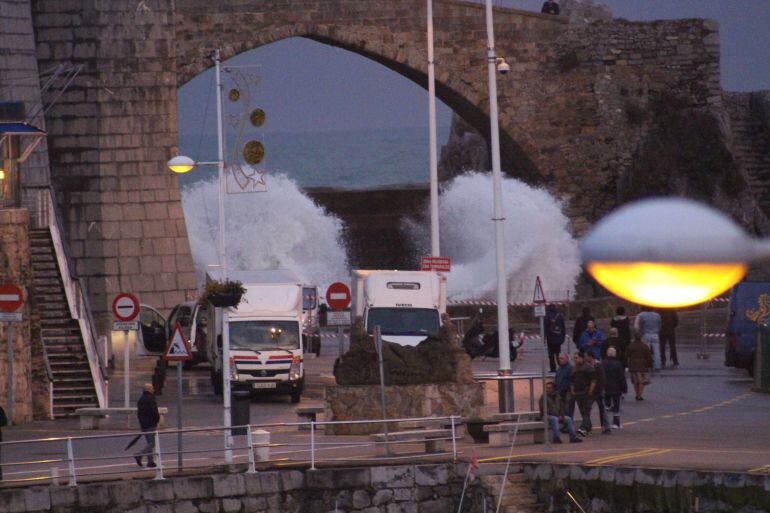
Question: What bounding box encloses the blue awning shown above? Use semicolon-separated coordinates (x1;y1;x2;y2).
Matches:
0;122;45;135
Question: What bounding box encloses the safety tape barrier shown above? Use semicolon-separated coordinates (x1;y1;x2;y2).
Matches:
448;299;567;307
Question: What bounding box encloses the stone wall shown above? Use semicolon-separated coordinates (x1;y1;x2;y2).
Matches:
525;463;770;513
0;464;488;513
31;0;197;329
324;382;484;435
0;209;33;423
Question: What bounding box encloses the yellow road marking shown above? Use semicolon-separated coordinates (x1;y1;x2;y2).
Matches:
748;466;770;474
660;415;673;419
477;448;618;463
585;448;662;465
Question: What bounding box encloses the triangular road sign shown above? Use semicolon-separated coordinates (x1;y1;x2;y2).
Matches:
533;276;547;304
163;322;193;361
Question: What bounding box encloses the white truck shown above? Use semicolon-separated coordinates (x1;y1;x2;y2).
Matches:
207;269;306;403
351;270;447;346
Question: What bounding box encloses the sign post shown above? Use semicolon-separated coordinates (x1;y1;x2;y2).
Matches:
0;284;24;426
164;322;193;469
326;282;351;357
373;325;391;456
532;276;549;448
112;293;140;408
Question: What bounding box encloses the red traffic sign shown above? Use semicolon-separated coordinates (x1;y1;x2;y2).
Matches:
0;284;23;313
420;256;451;272
163;322;193;361
326;282;351;311
112;293;140;321
533;276;547;304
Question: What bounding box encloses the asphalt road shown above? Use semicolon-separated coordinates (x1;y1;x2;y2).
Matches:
1;333;768;486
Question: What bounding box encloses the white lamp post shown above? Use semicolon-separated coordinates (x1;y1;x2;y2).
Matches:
427;0;440;257
167;49;233;462
483;0;514;411
581;197;766;307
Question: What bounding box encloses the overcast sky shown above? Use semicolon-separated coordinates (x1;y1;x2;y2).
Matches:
178;1;770;135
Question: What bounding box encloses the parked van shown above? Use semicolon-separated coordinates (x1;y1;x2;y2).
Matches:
725;281;770;375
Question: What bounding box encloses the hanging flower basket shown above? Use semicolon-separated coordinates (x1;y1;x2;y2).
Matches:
200;280;246;308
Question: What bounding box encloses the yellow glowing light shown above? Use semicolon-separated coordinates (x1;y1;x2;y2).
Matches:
167;156;195;174
0;169;5;180
587;261;748;308
169;163;193;174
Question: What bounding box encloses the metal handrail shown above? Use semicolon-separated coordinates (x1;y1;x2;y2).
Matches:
0;414;461;485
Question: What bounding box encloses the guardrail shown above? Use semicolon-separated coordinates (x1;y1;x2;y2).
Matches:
474;373;549;412
0;415;461;486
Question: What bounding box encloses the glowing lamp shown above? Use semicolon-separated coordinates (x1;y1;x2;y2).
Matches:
167;155;195;174
580;198;765;307
0;168;5;180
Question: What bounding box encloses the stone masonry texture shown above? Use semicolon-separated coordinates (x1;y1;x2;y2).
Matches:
4;0;762;328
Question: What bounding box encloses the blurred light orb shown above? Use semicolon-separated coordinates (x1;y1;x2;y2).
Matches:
581;198;754;307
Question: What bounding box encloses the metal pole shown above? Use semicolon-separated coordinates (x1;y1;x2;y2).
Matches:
698;301;709;359
246;425;256;473
213;48;233;464
427;0;440;257
154;431;164;480
374;325;391;456
337;324;344;357
483;0;513;413
123;329;130;409
540;314;549;447
66;437;76;486
177;362;183;469
6;323;13;425
310;421;316;470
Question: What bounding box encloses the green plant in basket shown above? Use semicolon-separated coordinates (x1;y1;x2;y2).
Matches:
200;279;247;308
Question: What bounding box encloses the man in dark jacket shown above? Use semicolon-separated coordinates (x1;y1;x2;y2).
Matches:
585;352;610;434
539;382;581;443
569;352;596;436
610;306;631;351
135;383;160;468
572;307;594;350
658;308;679;368
541;0;560;15
545;304;566;372
555;353;572;416
601;347;628;429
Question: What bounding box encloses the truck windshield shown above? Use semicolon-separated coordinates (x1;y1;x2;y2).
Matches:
366;308;440;336
229;320;300;351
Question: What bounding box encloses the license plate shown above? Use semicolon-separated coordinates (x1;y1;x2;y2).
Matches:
252;382;276;389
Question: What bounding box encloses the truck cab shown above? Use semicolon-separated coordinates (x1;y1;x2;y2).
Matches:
207;270;306;403
352;270;447;346
725;281;770;375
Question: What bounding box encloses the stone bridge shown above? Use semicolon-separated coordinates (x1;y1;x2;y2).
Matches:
11;0;763;325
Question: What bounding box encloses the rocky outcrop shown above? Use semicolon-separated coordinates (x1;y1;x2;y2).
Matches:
438;114;489;181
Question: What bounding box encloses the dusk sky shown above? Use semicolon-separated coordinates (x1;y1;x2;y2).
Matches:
178;1;770;135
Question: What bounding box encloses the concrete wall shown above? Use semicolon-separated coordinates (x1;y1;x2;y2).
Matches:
0;464;485;513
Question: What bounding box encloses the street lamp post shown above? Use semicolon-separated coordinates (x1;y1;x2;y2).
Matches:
483;0;514;412
167;49;233;463
427;0;440;257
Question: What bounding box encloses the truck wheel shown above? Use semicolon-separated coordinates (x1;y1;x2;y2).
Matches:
213;372;223;396
290;391;301;404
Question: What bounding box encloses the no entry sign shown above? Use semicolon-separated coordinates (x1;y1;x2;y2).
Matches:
326;282;351;311
112;293;140;321
0;284;23;312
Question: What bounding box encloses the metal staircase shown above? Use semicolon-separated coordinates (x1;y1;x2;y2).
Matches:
29;229;99;416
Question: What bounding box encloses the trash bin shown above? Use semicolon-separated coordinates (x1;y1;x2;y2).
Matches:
231;390;251;435
755;324;770;393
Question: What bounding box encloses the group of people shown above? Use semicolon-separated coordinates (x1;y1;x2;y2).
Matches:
538;304;679;444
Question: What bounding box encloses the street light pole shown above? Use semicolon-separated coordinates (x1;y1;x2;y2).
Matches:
213;49;233;463
427;0;440;257
484;0;514;412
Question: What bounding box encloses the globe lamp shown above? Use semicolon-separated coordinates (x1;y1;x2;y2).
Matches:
167;155;195;174
580;198;764;308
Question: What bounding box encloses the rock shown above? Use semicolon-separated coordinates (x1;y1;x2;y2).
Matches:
438;113;489;180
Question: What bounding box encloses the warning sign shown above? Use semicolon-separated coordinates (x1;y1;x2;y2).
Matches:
532;276;547;305
163;322;193;361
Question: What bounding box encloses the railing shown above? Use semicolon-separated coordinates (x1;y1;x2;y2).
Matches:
41;344;55;420
0;415;461;486
474;372;549;412
23;184;108;408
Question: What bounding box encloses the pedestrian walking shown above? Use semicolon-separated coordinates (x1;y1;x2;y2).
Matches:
626;333;653;401
545;304;566;372
569;352;597;436
572;307;594;350
584;352;610;434
0;405;7;480
579;320;604;360
602;327;624;363
539;382;581;443
635;306;662;371
601;347;628;428
658;308;679;368
134;383;160;468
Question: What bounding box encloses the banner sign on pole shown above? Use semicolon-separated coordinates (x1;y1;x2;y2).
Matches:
112;320;139;331
420;256;451;272
326;311;351;326
0;312;22;322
